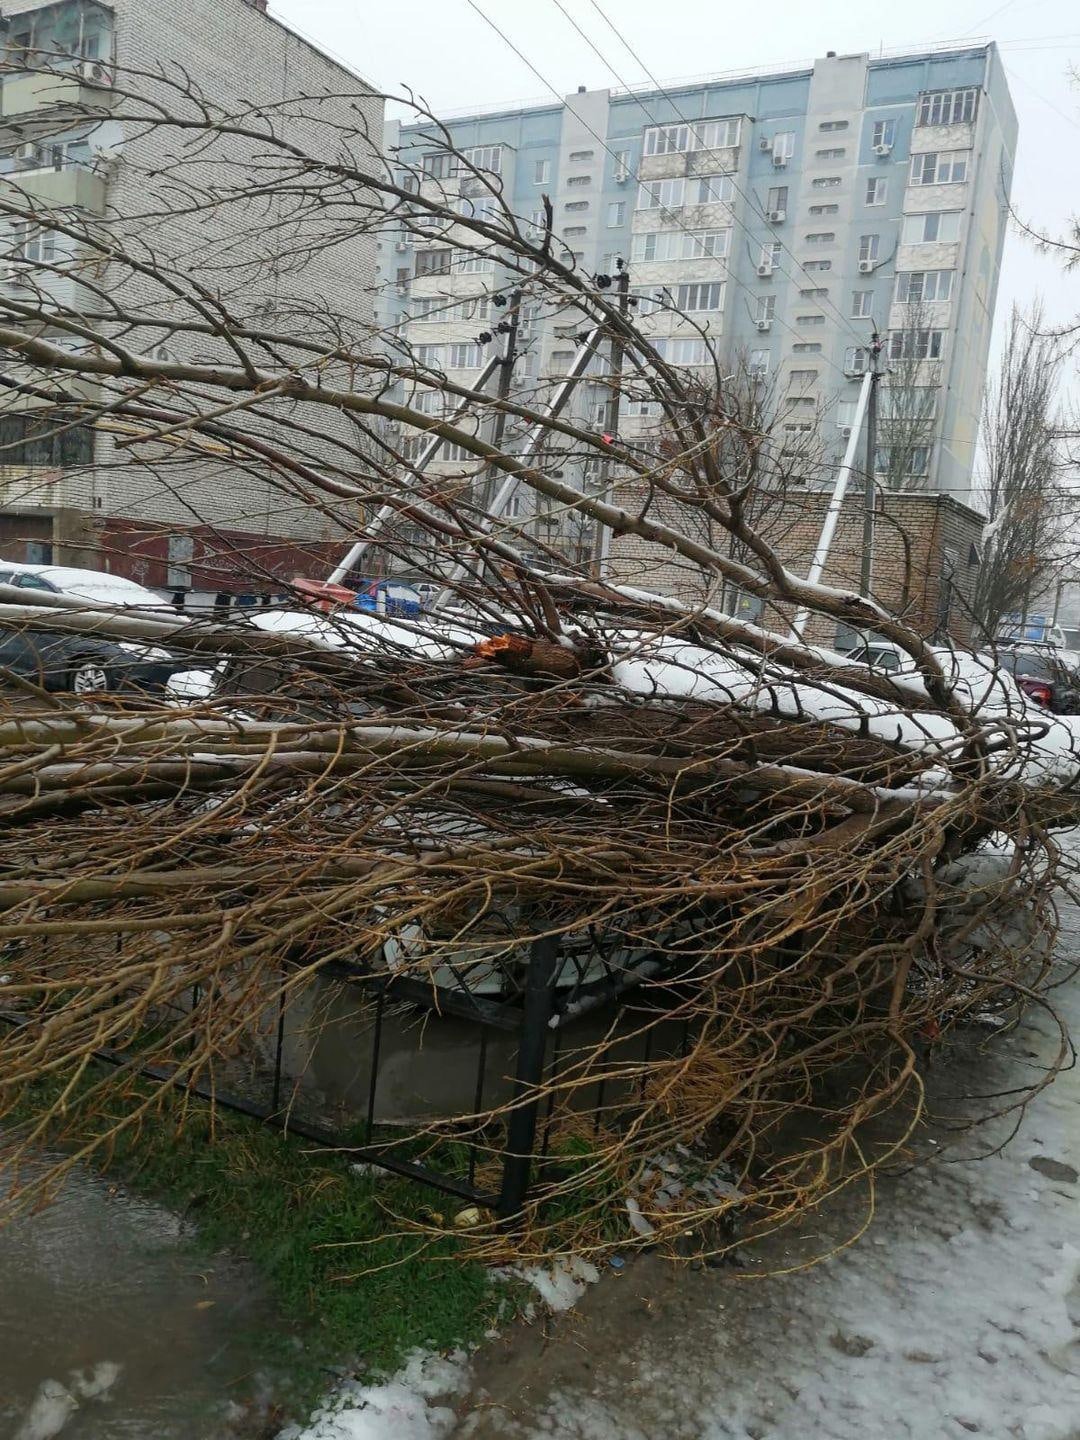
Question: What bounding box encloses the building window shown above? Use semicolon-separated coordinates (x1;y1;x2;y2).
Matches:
895;270;954;303
800;287;829;299
670;337;710;365
569;149;594;161
749;349;770;378
819;120;849;132
675;281;725;311
879;386;937;421
414;249;451;277
549;348;575;371
642;117;741;154
809;204;839;215
859;234;880;263
421;151;455;180
759;240;782;269
461;145;503;173
756;295;776;324
613;150;632;181
872;118;897;150
792;342;823;353
902;211;962;244
564;225;587;237
797;314;826;325
636;177;685;210
766;185;789;214
803;259;831;271
910;152;968;186
567;174;591;187
455;254;494;274
684;228;731;258
811;176;842;189
865;176;887;205
10;222;56;265
789;368;818;385
806;232;835;244
845;346;870;373
693;174;735;204
535;158;551;184
412;344;444;367
888;328;945;361
876;443;931;477
606;201;625;227
917;88;978;127
851;290;874;318
772;131;795;162
816;147;846;159
448;342;484;369
564;199;589;212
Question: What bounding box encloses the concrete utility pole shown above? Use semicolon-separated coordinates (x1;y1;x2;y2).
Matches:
590;262;631;579
478;289;522;514
860;330;884;600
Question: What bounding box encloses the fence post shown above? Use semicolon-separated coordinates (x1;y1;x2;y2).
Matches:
497;934;559;1220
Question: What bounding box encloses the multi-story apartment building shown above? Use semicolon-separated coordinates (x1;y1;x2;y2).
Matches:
0;0;382;594
380;43;1016;577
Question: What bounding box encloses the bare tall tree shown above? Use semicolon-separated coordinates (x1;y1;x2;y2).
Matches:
971;305;1068;640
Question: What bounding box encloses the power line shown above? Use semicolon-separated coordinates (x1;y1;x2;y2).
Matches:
462;0;862;390
581;0;875;350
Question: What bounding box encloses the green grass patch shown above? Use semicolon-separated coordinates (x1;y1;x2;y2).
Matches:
12;1080;524;1414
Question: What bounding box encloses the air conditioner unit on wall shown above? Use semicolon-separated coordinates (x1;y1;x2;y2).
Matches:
872;142;892;157
16;142;38;162
78;58;112;86
772;154;787;169
759;136;773;152
839;425;853;438
756;262;773;277
858;259;874;273
768;208;786;223
756;318;772;332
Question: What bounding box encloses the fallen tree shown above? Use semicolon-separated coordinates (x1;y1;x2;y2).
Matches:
0;67;1076;1256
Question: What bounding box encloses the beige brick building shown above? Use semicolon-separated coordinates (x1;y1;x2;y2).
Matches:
0;0;383;595
607;486;984;648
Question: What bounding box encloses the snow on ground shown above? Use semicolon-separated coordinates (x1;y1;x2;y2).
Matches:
452;892;1080;1440
279;1350;471;1440
286;883;1080;1440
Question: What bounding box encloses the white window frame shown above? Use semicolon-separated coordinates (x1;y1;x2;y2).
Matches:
895;270;954;304
772;131;795;162
606;201;625;227
917;88;978;128
756;295;776;324
636;177;685;211
865;176;887;206
693;173;735;205
859;234;880;263
461;145;503;174
670;337;710;366
683;228;731;259
448;342;484;369
901;211;962;244
534;158;551;185
850;291;874;318
910;152;968;186
872;118;897;149
888;328;945;361
675;281;725;312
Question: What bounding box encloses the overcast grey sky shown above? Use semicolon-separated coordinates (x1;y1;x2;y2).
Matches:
272;0;1080;382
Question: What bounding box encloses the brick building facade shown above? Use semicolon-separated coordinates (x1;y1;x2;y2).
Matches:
0;0;382;593
607;487;985;647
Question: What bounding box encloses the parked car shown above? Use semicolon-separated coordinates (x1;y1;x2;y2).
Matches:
846;641;903;673
996;647;1080;714
0;560;189;694
0;625;183;694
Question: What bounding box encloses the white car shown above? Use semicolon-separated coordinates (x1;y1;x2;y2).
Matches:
0;559;195;682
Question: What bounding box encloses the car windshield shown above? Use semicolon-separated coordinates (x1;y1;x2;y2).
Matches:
1002;651;1055;682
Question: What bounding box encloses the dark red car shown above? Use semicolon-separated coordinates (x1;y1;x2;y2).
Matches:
997;648;1080;714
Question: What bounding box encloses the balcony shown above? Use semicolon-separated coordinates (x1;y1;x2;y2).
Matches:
1;64;112;122
0;162;107;215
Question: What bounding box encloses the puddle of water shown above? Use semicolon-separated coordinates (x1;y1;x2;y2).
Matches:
0;1160;283;1439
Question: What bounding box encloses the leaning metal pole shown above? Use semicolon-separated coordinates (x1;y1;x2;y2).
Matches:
790;367;873;641
431;325;603;610
325;352;504;585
